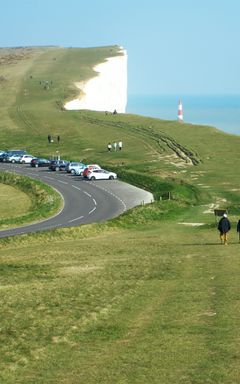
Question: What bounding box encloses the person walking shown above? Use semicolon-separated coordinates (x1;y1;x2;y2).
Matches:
113;141;117;151
118;140;123;150
107;143;112;152
218;213;231;245
57;135;60;143
237;219;240;243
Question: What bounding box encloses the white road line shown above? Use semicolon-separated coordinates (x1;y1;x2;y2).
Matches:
93;198;97;205
72;185;82;191
83;191;92;197
89;207;96;214
90;183;127;212
57;179;68;185
44;176;54;180
68;216;84;223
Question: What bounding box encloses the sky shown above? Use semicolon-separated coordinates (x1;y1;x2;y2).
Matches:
1;0;240;95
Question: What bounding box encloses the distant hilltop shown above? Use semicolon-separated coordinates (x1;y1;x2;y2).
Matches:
64;46;128;114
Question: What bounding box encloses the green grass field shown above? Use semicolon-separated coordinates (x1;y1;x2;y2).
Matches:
0;184;31;219
0;172;62;229
1;46;240;383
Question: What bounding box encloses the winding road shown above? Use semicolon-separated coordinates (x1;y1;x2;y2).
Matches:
0;163;154;238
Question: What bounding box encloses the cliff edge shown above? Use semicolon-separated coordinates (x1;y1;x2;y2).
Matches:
64;47;127;113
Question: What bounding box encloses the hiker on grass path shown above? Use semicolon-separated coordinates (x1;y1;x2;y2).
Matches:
218;213;231;245
118;140;123;150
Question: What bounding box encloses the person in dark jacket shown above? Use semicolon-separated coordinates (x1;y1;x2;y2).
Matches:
237;219;240;243
218;213;231;245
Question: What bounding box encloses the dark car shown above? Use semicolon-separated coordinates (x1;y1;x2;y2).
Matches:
0;152;9;162
0;150;27;162
49;160;69;171
30;158;51;168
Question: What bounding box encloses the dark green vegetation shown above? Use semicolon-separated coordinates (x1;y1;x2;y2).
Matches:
1;46;240;383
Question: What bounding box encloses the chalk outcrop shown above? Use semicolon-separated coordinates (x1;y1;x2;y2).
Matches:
64;47;127;113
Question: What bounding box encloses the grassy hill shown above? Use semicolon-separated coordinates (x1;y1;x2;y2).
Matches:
1;46;240;383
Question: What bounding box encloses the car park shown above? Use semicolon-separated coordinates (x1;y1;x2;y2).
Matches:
30;158;51;167
20;154;35;164
87;169;117;180
82;164;101;177
66;162;86;174
49;160;69;171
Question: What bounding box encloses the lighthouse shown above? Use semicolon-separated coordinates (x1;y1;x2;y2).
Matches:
178;99;183;122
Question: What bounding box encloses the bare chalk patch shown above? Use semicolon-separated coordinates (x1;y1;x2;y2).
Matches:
178;222;205;226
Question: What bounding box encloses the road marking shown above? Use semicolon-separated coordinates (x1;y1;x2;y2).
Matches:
68;216;84;223
57;179;68;185
89;207;96;214
44;176;54;180
72;185;82;191
83;191;92;197
90;183;127;212
93;198;97;205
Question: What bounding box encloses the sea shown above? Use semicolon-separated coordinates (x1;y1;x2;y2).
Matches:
126;94;240;136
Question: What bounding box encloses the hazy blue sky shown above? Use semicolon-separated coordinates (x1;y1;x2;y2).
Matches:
1;0;240;95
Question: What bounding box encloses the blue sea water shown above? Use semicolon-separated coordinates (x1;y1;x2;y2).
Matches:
126;94;240;135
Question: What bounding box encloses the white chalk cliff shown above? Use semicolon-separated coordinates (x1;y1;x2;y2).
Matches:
64;47;127;113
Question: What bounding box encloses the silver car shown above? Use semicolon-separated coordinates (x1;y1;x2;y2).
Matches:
66;162;86;175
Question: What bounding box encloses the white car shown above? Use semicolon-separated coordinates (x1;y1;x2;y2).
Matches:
82;164;101;177
20;154;35;164
87;169;117;180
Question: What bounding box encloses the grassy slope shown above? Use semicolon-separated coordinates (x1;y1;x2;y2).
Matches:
0;172;62;228
1;46;240;383
0;184;31;219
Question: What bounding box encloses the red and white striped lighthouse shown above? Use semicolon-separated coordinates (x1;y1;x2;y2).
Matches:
178;99;183;122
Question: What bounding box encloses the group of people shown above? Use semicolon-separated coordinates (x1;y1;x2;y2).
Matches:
217;213;240;245
107;141;123;152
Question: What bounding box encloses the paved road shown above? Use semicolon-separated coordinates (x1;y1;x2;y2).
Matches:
0;163;154;238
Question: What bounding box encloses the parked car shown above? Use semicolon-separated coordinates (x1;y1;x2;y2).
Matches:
82;164;101;177
20;154;35;164
49;160;69;171
66;162;86;174
6;153;23;163
71;163;90;176
87;169;117;180
1;150;27;162
0;152;9;162
30;158;51;168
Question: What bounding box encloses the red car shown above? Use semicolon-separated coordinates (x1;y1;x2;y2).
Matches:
83;164;101;178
